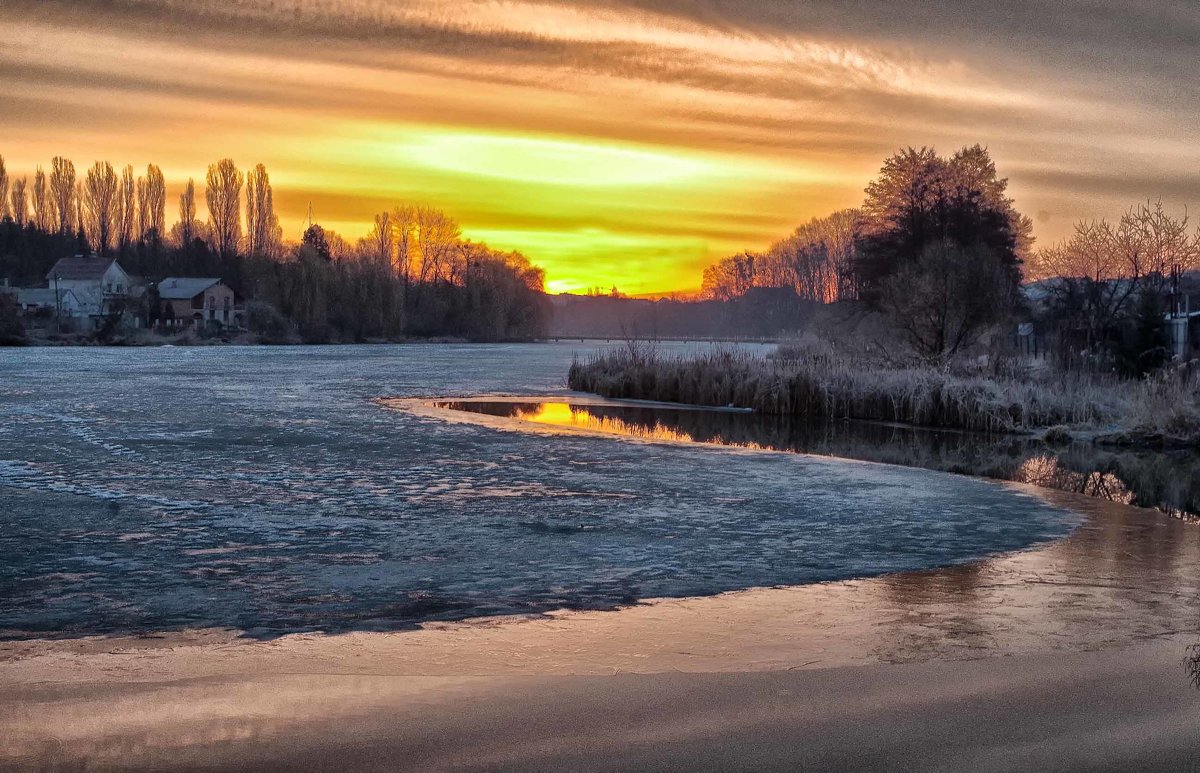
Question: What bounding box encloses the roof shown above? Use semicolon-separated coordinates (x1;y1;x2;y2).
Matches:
45;255;125;281
157;277;222;300
14;288;79;307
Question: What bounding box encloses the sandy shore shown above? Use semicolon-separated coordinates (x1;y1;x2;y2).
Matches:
4;490;1200;770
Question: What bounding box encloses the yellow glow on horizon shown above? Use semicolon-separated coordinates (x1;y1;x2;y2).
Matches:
5;3;1196;294
402;133;715;187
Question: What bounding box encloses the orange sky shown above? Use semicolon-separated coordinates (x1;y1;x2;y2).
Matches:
4;1;1199;294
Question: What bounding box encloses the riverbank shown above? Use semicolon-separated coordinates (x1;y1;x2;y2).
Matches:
411;395;1200;521
568;345;1200;448
3;491;1199;769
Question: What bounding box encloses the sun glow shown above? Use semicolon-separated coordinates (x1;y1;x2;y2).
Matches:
5;2;1196;294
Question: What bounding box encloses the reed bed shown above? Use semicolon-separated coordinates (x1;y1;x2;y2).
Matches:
568;343;1199;439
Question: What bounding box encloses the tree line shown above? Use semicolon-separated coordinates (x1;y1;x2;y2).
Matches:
700;144;1200;371
0;154;550;342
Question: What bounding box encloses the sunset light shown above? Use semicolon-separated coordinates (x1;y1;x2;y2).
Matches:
7;3;1200;769
6;1;1200;293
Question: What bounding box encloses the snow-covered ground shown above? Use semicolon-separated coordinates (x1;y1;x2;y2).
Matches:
0;343;1078;637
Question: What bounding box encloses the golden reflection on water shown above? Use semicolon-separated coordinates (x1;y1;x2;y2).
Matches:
1015;455;1136;506
514;403;764;450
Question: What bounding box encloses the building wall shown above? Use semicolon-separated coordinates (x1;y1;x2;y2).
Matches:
162;283;242;327
54;264;131;317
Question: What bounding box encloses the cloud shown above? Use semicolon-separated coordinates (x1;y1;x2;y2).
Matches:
2;0;1197;291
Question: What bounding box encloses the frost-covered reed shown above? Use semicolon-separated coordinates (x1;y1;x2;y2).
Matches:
568;341;1200;440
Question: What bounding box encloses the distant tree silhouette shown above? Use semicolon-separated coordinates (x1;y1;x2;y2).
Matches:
246;164;281;258
205;159;242;259
49;157;76;235
0;155;9;222
139;164;166;242
701;210;860;303
301;223;332;261
83;161;119;254
117;164;135;252
177;177;197;246
32;168;49;232
9;176;27;227
0;150;550;342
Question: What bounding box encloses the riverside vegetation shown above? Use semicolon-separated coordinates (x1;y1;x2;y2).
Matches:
571;144;1200;449
568;341;1200;446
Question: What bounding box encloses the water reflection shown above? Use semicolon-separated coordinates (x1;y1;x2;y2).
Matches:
438;400;1200;521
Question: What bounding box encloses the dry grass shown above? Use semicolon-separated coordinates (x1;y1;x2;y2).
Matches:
568;340;1200;440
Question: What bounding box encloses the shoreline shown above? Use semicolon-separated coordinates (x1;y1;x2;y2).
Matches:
394;394;1200;518
4;490;1196;676
4;491;1200;768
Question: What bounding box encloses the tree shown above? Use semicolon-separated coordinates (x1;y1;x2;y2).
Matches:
413;206;461;285
117;165;135;252
177;177;197;247
855;145;1029;303
0;155;8;222
301;223;332;261
1029;201;1200;368
10;177;27;227
205;158;242;258
701;252;758;300
137;164;166;242
366;210;393;266
32;168;49;231
83;161;119;254
49;156;76;235
880;239;1011;362
73;181;86;248
245;164;280;257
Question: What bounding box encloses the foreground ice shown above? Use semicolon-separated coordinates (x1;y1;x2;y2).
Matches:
0;344;1079;637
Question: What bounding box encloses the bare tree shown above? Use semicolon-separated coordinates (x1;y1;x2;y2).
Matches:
10;177;27;227
83;161;119;254
32;167;50;231
49;156;77;235
139;164;165;241
74;181;85;242
367;211;393;266
117;164;135;251
1030;201;1200;356
0;155;9;221
414;205;461;285
245;163;280;257
390;204;417;289
205;159;243;258
177;177;197;247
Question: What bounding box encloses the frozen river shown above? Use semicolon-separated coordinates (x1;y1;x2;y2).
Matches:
0;344;1079;638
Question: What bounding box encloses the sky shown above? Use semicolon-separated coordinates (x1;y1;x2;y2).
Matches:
3;1;1199;294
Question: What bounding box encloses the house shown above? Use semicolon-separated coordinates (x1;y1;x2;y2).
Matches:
44;254;133;320
3;287;86;319
156;278;245;330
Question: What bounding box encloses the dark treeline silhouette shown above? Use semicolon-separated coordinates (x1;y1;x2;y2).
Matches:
696;145;1200;372
0;154;550;342
699;145;1032;362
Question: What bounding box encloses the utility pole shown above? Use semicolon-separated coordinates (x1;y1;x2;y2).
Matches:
53;272;61;323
